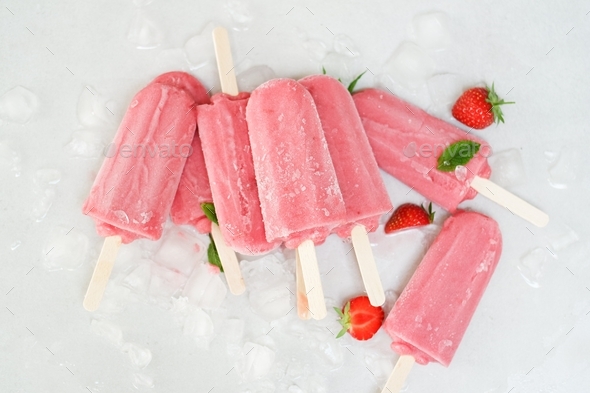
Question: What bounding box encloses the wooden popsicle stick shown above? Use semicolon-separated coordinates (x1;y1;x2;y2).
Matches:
212;26;239;96
297;240;327;320
295;249;311;320
210;223;245;295
351;224;385;306
470;176;549;228
83;235;122;311
381;355;415;393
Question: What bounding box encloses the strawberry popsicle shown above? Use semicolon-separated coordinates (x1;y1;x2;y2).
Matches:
83;82;198;241
299;74;391;306
380;210;502;392
353;88;548;227
246;78;346;248
198;92;279;255
353;88;490;212
246;78;346;319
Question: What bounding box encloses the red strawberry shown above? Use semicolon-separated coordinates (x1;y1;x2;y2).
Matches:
384;202;434;234
335;296;384;340
452;83;514;129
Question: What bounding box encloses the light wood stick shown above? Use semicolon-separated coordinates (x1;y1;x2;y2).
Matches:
210;223;245;295
381;355;415;393
351;224;385;306
470;176;549;228
83;235;122;311
212;26;239;96
297;240;327;320
295;249;311;320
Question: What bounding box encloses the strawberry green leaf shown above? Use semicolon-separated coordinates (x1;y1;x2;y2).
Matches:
336;328;347;339
207;234;223;272
486;82;515;124
423;202;435;223
322;66;327;75
437;140;481;172
347;70;367;93
201;202;218;225
333;306;345;318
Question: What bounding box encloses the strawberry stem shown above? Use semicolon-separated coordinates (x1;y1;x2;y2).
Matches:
486;82;515;124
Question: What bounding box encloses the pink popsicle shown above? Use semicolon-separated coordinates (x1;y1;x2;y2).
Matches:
299;75;392;238
246;78;346;249
352;89;492;212
384;210;502;366
198;92;279;255
82;82;198;242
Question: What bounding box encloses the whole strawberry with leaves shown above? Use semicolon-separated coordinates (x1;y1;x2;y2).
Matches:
384;202;435;234
335;296;384;340
452;83;514;129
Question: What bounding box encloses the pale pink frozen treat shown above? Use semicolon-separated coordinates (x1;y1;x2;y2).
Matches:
153;72;214;234
198;92;279;254
353;89;492;212
83;82;198;242
246;78;346;249
299;75;392;238
384;210;502;366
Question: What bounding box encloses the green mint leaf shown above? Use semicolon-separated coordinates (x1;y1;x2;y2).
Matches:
437;140;481;172
207;234;223;272
322;66;327;75
201;202;218;225
347;70;367;93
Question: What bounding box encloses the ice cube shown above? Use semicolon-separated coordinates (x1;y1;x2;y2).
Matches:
0;86;39;124
153;227;205;276
547;224;579;252
224;0;253;31
182;262;228;309
365;354;394;384
34;169;61;187
518;248;551;288
411;12;452;51
148;264;187;298
183;308;215;349
303;39;328;61
0;141;22;177
127;10;163;49
184;23;217;69
547;146;580;189
42;226;89;271
76;87;113;128
237;342;276;381
383;42;436;90
333;34;360;57
321;52;364;84
90;319;124;347
31;188;56;222
132;373;154;389
237;65;277;92
489;149;527;188
122;343;152;369
64;130;106;159
427;73;467;112
123;262;152;293
317;338;343;369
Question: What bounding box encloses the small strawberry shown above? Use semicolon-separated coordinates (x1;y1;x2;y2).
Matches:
335;296;384;340
384;202;434;234
452;83;514;129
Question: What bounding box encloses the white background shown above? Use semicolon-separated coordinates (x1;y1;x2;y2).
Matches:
1;1;589;392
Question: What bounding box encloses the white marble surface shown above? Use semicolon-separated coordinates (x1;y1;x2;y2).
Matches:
1;1;589;392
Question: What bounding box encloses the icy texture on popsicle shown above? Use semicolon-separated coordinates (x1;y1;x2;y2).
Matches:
299;75;392;238
384;210;502;366
83;82;198;242
353;89;491;212
158;72;213;234
246;78;346;249
198;92;279;254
